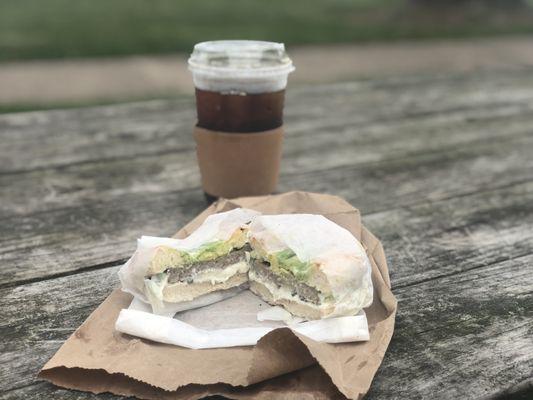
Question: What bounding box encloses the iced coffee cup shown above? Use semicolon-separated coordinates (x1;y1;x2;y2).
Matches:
188;40;294;200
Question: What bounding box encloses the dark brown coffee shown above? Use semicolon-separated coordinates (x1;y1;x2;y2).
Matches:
195;89;285;133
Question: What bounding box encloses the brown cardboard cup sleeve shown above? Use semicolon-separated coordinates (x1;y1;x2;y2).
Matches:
194;126;283;198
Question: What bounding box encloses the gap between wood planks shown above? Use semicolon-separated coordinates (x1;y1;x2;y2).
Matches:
2;131;533;286
0;130;529;224
2;83;533;215
0;146;193;177
3;71;533;285
1;142;532;287
3;69;533;175
391;239;533;291
1;115;532;221
0;259;127;290
0;93;531;176
2;175;533;291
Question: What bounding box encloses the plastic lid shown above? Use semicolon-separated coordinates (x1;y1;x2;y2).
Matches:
188;40;294;73
188;41;294;93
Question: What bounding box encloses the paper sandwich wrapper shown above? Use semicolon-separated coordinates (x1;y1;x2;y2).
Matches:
194;126;283;198
39;191;397;399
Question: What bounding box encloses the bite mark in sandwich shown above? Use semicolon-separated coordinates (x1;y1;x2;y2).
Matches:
144;228;251;305
247;214;373;320
118;208;260;314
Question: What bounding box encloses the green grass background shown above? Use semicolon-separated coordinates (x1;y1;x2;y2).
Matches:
2;0;533;112
2;0;533;61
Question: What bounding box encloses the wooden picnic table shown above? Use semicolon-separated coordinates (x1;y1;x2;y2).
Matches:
1;69;532;400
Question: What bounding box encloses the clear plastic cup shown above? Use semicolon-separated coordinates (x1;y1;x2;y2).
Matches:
188;40;294;133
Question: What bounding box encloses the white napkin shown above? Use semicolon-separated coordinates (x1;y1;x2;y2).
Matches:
115;290;369;349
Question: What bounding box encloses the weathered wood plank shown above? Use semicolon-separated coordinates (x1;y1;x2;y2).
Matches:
2;179;533;396
0;99;196;174
0;383;120;400
1;71;533;285
0;253;530;398
0;188;207;286
2;149;533;288
366;253;533;399
2;70;533;174
2;70;533;399
1;268;119;392
363;180;533;287
281;131;533;215
1;104;533;219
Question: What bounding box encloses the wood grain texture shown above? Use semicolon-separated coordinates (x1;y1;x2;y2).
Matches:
0;383;120;400
367;253;533;399
2;139;533;287
2;72;533;285
1;69;533;399
2;105;533;218
2;70;533;175
0;254;531;398
365;180;533;287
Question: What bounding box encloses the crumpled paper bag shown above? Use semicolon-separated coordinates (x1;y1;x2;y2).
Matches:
39;191;397;400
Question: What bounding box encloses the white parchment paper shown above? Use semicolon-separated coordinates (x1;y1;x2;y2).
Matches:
118;208;259;315
115;210;372;349
249;214;374;317
115;289;369;349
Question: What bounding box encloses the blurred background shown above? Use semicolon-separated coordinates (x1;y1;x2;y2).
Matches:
2;0;533;113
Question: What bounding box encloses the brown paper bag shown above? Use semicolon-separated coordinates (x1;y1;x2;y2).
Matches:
39;191;397;399
194;126;283;198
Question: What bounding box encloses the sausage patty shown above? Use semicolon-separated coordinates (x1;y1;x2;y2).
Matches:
166;248;248;284
251;259;321;305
